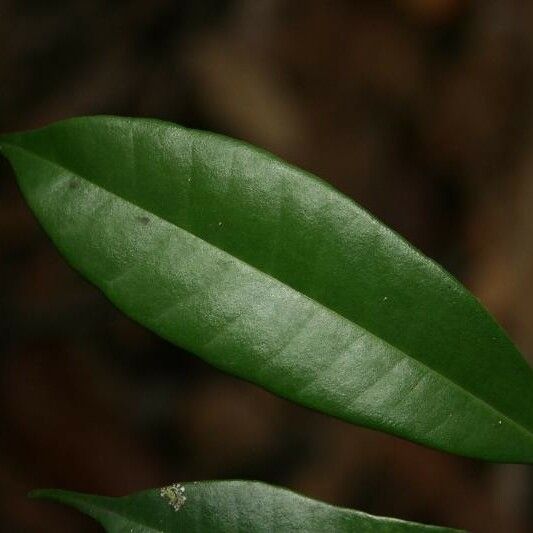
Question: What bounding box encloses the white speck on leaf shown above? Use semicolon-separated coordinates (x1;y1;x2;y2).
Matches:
498;420;502;425
160;484;187;511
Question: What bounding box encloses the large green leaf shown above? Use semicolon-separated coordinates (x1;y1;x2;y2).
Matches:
1;116;532;462
31;480;462;532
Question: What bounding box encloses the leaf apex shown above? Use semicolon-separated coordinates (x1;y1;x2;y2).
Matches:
28;488;65;501
0;133;15;150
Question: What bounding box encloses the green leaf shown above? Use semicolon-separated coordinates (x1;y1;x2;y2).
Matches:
31;480;463;532
1;116;533;462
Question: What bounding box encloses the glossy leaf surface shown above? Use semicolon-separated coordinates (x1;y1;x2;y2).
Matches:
31;481;462;532
2;117;533;462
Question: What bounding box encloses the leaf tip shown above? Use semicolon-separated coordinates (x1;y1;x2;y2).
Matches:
28;488;62;501
0;134;14;155
28;489;48;499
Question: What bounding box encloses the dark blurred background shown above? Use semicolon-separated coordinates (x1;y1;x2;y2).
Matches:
1;1;533;532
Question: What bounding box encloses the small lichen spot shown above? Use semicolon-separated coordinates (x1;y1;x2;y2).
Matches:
160;484;186;511
498;420;502;425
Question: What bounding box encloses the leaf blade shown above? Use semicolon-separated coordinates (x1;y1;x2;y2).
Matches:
31;481;464;532
2;116;533;462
